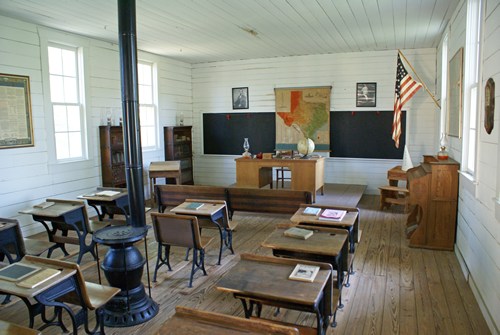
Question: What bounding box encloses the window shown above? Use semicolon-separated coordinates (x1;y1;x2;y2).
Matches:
138;61;157;149
462;0;483;175
440;33;449;138
47;44;86;161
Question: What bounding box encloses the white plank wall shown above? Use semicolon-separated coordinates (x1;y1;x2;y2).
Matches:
191;49;439;193
449;0;500;334
0;15;192;236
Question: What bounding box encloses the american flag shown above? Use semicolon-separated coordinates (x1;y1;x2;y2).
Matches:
393;54;422;148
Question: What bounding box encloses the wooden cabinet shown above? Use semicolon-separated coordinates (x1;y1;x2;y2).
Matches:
99;126;126;187
406;156;459;250
163;126;193;184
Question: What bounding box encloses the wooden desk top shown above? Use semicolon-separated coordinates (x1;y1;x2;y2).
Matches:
170;202;225;217
290;205;358;228
149;161;180;172
216;254;331;306
78;187;128;201
19;200;84;218
262;227;348;257
234;156;324;165
156;306;299;335
0;259;76;298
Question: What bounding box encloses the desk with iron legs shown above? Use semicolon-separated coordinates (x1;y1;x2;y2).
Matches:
78;187;129;222
0;258;79;334
216;254;334;335
290;205;359;253
19;200;96;264
169;202;228;265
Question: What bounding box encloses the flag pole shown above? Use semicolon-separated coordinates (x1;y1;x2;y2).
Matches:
398;50;441;109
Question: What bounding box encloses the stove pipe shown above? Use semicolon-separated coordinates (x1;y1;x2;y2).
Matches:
117;0;146;227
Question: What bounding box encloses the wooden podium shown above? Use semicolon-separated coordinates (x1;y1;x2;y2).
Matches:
406;156;459;250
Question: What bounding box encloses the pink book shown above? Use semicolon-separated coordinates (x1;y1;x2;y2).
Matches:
319;209;347;221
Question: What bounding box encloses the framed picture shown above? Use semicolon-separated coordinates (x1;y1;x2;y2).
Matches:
484;78;494;135
232;87;248;109
0;73;34;149
356;82;377;107
447;48;463;138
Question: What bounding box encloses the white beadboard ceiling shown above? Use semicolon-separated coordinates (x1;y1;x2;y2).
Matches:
0;0;459;64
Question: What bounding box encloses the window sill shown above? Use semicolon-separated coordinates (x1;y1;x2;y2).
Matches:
458;170;478;197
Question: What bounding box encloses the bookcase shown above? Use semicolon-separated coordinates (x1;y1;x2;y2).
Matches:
99;126;126;187
163;126;194;184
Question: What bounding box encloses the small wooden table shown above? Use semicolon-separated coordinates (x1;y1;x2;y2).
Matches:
216;254;334;335
170;201;226;265
290;205;359;253
156;306;299;335
78;187;129;222
0;258;78;333
149;161;181;204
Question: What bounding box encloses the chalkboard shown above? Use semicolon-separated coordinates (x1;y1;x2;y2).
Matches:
203;111;405;159
203;113;276;155
330;110;406;159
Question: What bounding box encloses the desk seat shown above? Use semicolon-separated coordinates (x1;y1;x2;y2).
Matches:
0;320;41;335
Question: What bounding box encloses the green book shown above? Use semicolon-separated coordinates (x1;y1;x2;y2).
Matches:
283;227;313;240
185;202;204;210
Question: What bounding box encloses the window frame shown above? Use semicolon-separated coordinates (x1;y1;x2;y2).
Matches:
461;0;484;178
137;60;158;151
39;28;91;164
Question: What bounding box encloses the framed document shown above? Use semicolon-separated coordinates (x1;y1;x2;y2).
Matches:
0;73;34;149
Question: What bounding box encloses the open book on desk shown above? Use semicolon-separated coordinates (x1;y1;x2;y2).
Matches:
319;209;347;221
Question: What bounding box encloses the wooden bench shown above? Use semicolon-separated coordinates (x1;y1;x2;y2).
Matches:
155;184;312;218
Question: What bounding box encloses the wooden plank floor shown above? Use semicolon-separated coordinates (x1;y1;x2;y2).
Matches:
0;194;490;335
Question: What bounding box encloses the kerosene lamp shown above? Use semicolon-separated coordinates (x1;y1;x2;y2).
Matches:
437;134;449;160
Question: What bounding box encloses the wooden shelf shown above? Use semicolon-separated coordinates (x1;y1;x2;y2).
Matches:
99;126;126;188
164;126;193;185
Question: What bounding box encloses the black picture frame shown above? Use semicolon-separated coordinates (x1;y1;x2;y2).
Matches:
232;87;249;109
356;82;377;107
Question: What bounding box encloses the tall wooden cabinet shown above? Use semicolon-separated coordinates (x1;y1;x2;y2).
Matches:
99;126;126;187
164;126;193;184
406;155;459;250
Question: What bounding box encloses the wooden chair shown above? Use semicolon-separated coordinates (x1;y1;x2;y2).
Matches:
0;217;55;304
23;255;120;335
185;198;238;258
150;213;213;287
275;150;293;188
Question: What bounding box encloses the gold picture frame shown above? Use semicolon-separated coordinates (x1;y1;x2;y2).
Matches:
447;48;463;138
0;73;34;148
